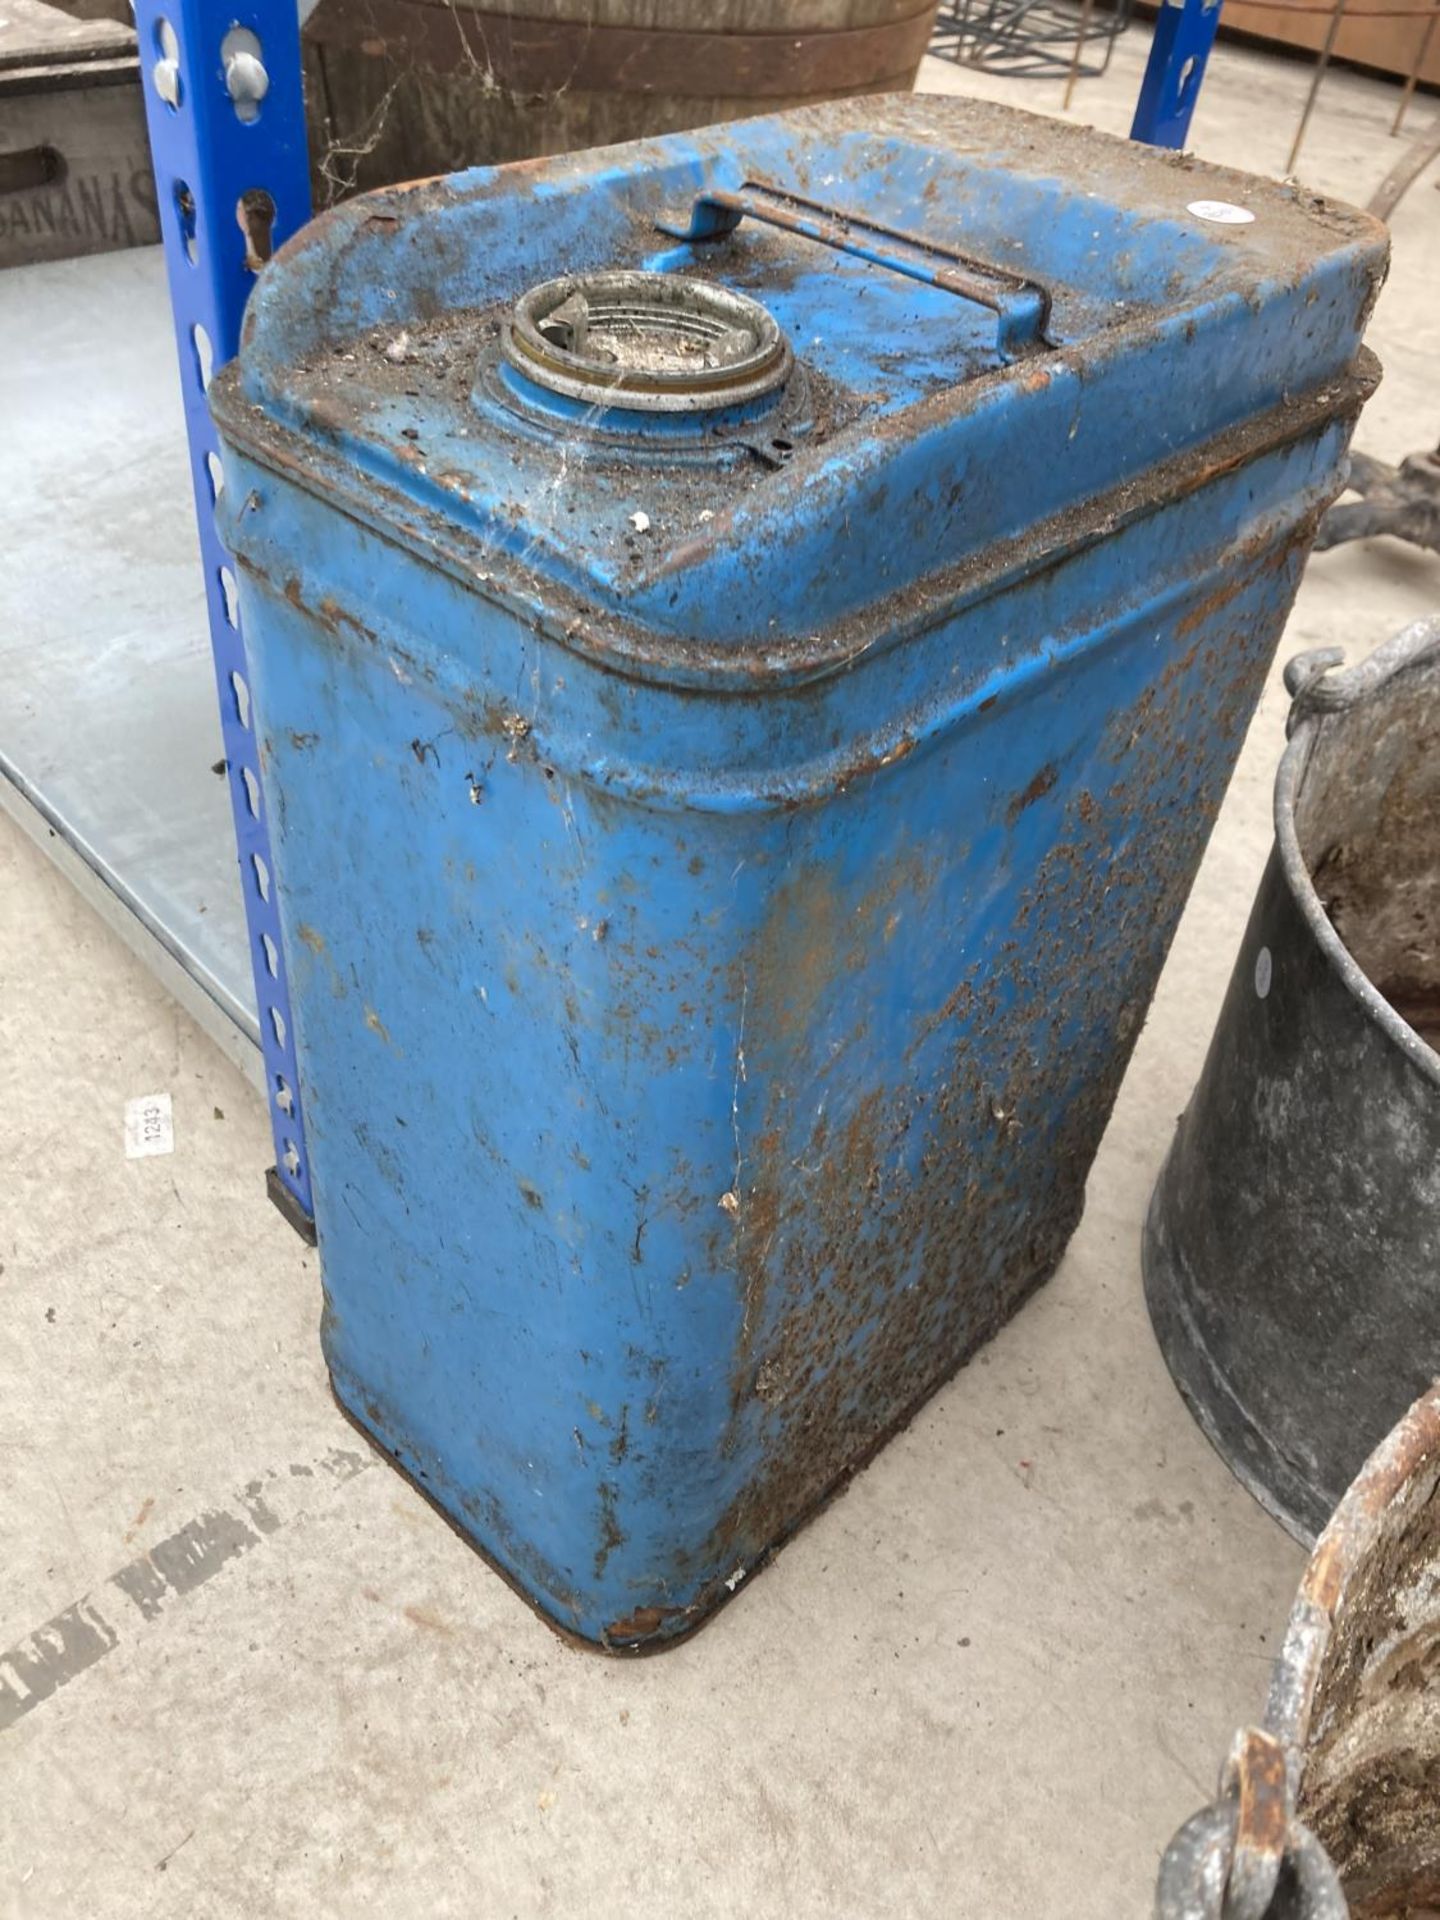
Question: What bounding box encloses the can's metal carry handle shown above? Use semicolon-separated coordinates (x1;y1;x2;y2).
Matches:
655;180;1052;361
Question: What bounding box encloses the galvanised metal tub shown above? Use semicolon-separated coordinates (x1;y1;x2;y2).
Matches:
210;96;1386;1649
1145;620;1440;1544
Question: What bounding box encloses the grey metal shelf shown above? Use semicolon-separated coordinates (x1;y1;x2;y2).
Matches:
0;245;262;1092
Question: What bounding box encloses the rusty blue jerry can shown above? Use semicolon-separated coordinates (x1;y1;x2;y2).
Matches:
210;97;1386;1649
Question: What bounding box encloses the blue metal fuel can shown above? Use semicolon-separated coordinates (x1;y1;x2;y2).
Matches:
211;97;1385;1649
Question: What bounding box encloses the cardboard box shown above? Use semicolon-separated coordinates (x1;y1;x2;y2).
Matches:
1;0;161;268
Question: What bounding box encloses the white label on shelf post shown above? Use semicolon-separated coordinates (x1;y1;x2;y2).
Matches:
124;1092;174;1159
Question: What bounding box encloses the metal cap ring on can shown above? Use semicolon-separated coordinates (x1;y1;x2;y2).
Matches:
503;270;792;413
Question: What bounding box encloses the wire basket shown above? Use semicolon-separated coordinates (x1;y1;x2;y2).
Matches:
929;0;1132;77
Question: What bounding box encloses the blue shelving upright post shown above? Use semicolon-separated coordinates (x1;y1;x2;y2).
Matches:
1131;0;1225;148
131;0;316;1237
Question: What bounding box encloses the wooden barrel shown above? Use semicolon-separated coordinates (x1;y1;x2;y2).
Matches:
301;0;941;202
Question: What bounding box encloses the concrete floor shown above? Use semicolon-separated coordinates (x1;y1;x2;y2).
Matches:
2;29;1438;1920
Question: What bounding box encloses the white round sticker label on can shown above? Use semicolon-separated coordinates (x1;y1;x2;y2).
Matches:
1188;199;1256;225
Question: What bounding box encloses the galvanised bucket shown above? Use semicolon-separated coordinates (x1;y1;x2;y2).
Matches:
1145;621;1440;1544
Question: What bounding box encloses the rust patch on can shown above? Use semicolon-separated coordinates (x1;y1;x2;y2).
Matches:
602;1604;683;1646
1006;759;1058;823
682;563;1296;1591
592;1483;625;1581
